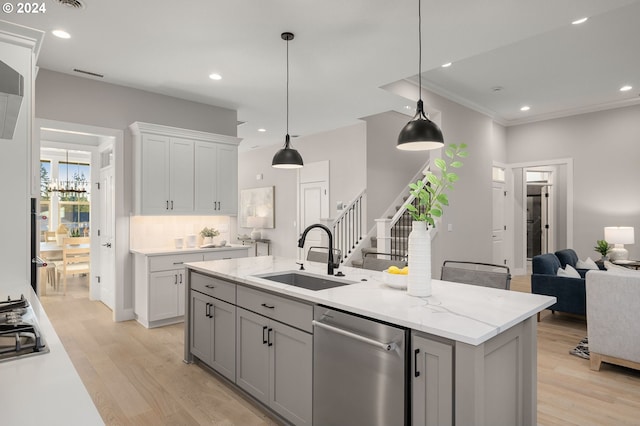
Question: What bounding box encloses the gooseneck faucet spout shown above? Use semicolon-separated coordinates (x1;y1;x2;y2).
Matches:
298;223;335;276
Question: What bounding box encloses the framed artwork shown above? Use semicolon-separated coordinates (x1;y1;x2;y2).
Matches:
240;186;275;229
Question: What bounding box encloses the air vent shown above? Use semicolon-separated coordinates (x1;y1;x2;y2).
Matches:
53;0;85;9
73;68;103;78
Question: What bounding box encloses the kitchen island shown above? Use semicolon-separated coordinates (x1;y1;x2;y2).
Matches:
0;285;103;425
184;256;555;426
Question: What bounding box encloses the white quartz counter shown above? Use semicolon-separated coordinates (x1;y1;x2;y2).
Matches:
130;244;250;256
186;256;555;346
0;285;103;425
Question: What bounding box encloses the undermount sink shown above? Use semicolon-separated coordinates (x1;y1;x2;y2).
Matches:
255;272;356;291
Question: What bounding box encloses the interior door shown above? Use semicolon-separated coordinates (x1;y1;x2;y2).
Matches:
98;144;115;309
492;181;506;266
298;161;329;260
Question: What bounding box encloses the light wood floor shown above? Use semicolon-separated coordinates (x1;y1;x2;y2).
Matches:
40;275;640;425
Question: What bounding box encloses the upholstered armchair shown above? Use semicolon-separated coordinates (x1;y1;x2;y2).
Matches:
586;270;640;371
531;253;586;320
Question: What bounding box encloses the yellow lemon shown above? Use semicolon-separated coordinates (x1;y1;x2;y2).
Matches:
400;266;409;275
387;266;401;274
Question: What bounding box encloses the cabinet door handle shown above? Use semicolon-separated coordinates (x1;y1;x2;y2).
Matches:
205;303;210;318
414;348;421;378
171;200;174;210
217;201;221;210
205;284;215;289
261;303;275;309
166;200;169;210
174;274;178;285
209;303;214;318
214;201;217;211
267;328;273;347
179;273;183;284
262;325;268;344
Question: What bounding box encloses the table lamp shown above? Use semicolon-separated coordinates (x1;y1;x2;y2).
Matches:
604;226;635;261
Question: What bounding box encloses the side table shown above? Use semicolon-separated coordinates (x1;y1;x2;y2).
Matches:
239;238;271;256
612;260;640;270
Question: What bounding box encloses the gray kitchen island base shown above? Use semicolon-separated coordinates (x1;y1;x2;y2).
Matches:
183;257;553;426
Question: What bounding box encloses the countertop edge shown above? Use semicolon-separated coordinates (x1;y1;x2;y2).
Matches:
185;257;556;346
131;244;251;256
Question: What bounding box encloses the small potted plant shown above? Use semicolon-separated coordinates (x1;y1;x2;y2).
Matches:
594;239;609;261
200;227;220;245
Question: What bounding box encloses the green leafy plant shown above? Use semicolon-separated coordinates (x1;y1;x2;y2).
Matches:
200;227;220;239
69;228;81;237
594;239;609;257
406;143;468;228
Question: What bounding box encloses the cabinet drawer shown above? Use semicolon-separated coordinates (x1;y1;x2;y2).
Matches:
190;271;236;304
237;286;312;333
149;253;203;272
202;248;249;262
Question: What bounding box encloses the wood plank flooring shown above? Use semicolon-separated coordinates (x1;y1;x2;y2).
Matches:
40;275;640;425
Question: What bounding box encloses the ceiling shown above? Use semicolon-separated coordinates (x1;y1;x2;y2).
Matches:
5;0;640;150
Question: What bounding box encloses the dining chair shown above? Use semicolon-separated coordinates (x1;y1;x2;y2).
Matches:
55;237;91;295
440;260;511;290
361;252;407;272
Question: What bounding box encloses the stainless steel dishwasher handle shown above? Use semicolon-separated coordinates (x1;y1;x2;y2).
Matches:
312;320;397;351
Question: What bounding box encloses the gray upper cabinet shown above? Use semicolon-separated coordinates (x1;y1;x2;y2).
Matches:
130;122;241;215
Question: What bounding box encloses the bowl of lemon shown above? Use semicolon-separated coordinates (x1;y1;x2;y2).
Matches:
382;265;408;289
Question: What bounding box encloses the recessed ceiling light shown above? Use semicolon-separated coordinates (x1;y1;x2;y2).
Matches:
520;106;530;112
258;128;266;132
620;85;633;92
404;105;413;110
572;17;588;25
52;29;71;39
209;73;222;80
441;62;452;68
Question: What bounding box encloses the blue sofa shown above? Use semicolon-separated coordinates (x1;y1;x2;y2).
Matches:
531;250;586;320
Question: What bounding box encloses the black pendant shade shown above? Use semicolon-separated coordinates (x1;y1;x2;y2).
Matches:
272;134;303;168
397;0;444;151
272;32;303;169
397;100;444;151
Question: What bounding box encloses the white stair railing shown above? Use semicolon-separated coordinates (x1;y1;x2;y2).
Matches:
328;189;366;263
375;160;438;257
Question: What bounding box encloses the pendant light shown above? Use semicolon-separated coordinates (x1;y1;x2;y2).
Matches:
397;0;444;151
272;32;304;169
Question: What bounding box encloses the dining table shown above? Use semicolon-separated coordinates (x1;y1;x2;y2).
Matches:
38;241;91;295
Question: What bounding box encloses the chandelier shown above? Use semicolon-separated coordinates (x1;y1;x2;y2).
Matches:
46;150;89;196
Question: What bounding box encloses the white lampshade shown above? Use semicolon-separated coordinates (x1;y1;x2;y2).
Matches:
604;226;635;244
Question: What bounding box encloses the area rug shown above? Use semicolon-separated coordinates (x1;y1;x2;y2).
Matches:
569;337;590;359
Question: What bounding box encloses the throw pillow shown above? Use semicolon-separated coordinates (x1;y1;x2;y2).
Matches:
557;264;581;278
576;257;599;270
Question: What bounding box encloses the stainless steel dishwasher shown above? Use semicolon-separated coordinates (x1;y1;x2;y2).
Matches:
313;305;409;426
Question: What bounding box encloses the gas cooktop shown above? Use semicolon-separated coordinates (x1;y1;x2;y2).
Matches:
0;295;49;362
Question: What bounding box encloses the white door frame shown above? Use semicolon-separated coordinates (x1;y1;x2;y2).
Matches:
507;158;573;275
297;161;330;260
35;119;128;322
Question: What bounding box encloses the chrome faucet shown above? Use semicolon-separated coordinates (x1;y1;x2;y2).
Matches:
298;223;335;276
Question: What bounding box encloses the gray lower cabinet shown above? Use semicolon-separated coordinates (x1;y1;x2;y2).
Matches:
236;307;312;426
412;332;453;426
190;290;236;381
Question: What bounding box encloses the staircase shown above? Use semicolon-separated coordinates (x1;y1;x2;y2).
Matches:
332;160;433;268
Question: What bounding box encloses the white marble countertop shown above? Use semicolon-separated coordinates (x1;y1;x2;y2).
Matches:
186;256;556;346
130;244;250;256
0;285;103;425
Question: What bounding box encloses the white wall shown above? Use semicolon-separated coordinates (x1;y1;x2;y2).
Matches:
507;104;640;261
34;69;238;313
363;111;431;231
238;123;366;258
